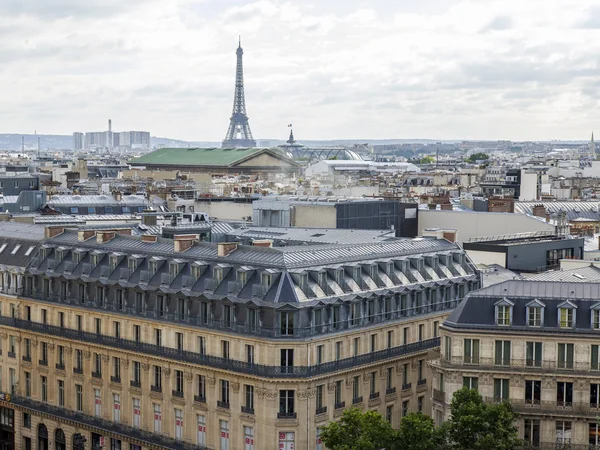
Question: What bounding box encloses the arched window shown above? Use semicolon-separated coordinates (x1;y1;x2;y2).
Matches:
55;429;66;450
37;424;49;450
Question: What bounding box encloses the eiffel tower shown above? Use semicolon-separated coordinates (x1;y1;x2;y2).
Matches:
222;37;256;148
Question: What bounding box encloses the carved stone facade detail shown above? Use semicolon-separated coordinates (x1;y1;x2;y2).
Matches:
101;354;109;363
510;376;524;388
141;363;149;373
185;372;193;382
207;377;216;387
231;382;240;393
327;382;336;392
542;377;556;389
163;368;171;378
479;374;492;386
47;343;55;351
121;359;129;369
83;351;91;360
298;389;316;399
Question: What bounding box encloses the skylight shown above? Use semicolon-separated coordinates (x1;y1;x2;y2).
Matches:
25;246;35;256
0;244;7;254
11;244;21;254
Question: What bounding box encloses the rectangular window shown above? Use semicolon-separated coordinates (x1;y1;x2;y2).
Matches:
353;376;360;401
387;331;393;349
593;345;600;371
386;405;393;423
528;307;542;326
558;343;574;369
94;388;101;416
132;361;141;384
334;380;343;406
444;336;451;360
526;342;543;367
494;340;511;366
113;394;121;422
198;336;206;355
525;380;541;405
246;345;254;364
418;324;424;341
417;396;423;413
353;338;360;356
197;415;206;446
493;378;509;401
316;385;324;409
95;318;101;334
496;305;511;325
153;404;162;432
591;384;600;408
386;367;393;391
219;420;229;450
174;409;184;439
402;400;409;417
463;338;480;365
58;380;64;407
40;376;47;402
316;345;324;364
222;341;230;359
58;312;64;328
132;398;141;428
153;366;162;389
433;321;439;337
370;334;377;352
417;359;424;381
175;370;184;394
113;321;121;338
557;381;573;406
403;327;409;344
335;341;342;361
76;315;82;331
113;357;121;381
197;375;206;399
133;325;140;343
524;419;540;446
221;380;230;405
244;426;254;450
154;329;162;347
245;384;254;411
280;349;294;373
176;332;184;352
556;421;572;446
279;390;295;415
280;312;294;336
76;384;83;411
370;371;377;396
559;308;574;328
23;372;30;396
463;376;478;390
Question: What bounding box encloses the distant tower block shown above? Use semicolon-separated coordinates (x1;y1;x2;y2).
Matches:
222;37;257;148
592;131;596;156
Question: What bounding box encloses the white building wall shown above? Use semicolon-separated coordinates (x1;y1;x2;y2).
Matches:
519;171;538;201
418;210;555;244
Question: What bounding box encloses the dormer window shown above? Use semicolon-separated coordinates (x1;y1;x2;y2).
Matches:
73;252;81;264
55;250;63;261
109;256;119;272
261;273;272;289
558;301;577;328
90;254;98;267
39;248;47;259
149;260;157;275
191;265;203;281
495;298;514;326
317;272;326;287
526;300;545;327
169;263;179;278
128;258;138;271
591;303;600;330
237;271;247;286
214;268;223;283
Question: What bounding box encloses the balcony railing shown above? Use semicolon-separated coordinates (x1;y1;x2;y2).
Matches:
39;359;48;367
433;389;446;404
241;406;254;415
440;356;599;375
369;392;380;400
484;397;600;418
0;316;439;379
19;289;466;340
172;390;184;398
55;363;65;371
217;401;229;409
150;385;162;393
91;372;102;379
277;412;297;419
334;401;345;410
130;380;141;388
8;395;210;450
352;397;363;404
315;406;327;415
194;395;206;404
73;367;83;374
22;355;31;362
417;379;427;386
110;376;121;384
386;387;396;395
402;383;412;391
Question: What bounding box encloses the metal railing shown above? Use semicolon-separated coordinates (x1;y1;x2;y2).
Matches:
19;289;465;340
0;316;439;379
433;389;446;404
8;395;211;450
441;356;600;375
484;397;600;418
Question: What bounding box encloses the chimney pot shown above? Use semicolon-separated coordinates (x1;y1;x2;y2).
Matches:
217;242;238;257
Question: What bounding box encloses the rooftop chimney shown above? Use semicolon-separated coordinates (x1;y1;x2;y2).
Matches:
96;231;116;244
113;190;122;202
174;234;199;253
141;235;158;243
45;226;65;239
252;239;273;248
532;204;546;218
217;242;238;257
78;230;96;241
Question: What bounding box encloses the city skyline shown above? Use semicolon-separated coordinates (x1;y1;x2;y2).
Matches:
4;0;600;142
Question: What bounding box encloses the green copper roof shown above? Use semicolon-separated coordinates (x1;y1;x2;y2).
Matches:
130;147;271;167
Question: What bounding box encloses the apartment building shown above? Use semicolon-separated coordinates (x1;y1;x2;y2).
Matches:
0;224;479;450
431;280;600;449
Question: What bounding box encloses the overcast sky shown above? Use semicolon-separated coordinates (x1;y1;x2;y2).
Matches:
3;0;600;141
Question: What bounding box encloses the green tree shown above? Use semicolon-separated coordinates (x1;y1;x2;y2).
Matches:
320;408;394;450
467;152;489;163
419;156;435;164
444;388;521;450
393;412;437;450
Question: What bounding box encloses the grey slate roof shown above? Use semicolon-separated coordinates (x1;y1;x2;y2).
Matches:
515;201;600;221
47;230;460;269
525;265;600;282
222;227;396;245
445;279;600;333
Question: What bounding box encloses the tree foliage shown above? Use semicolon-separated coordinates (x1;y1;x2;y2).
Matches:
467;152;489;162
320;408;395;450
419;156;435;164
439;388;521;450
320;389;520;450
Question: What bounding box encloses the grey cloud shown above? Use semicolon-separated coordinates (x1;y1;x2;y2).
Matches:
0;0;149;19
575;6;600;29
481;15;513;32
